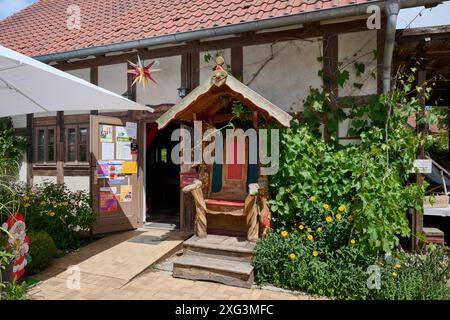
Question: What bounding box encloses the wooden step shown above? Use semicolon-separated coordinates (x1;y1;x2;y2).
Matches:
173;254;254;289
184;235;255;262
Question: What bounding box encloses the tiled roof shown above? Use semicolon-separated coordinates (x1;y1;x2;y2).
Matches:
0;0;371;57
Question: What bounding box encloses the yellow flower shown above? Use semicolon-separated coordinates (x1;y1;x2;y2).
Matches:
307;227;312;233
281;230;288;237
40;201;46;206
392;272;398;278
312;250;319;257
336;213;342;219
394;263;401;269
309;196;316;202
317;227;322;232
299;224;304;230
338;204;346;212
23;195;29;202
307;235;313;241
347;215;353;222
48;211;55;217
350;239;356;245
24;203;30;208
325;216;332;223
323;204;330;210
52;200;57;206
289;253;296;260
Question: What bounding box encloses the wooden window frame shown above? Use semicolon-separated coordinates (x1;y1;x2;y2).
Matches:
65;124;89;165
34;126;56;165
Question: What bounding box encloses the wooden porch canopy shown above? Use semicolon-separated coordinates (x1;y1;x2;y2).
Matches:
156;57;292;129
394;25;450;106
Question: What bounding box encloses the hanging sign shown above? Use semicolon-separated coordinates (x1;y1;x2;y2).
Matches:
412;159;432;174
100;187;118;212
100;125;113;143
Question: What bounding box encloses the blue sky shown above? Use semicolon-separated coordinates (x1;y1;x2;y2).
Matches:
0;0;449;26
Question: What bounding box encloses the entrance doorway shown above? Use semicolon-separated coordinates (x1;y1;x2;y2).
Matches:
145;122;180;228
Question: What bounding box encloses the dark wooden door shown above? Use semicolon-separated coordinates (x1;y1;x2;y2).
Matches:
90;115;141;234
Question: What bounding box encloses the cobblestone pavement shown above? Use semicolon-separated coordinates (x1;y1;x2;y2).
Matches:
28;229;316;300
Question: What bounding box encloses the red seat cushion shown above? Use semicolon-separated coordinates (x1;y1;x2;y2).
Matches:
204;199;245;207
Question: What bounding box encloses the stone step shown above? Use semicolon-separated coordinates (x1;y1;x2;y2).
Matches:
173;254;254;289
183;235;255;262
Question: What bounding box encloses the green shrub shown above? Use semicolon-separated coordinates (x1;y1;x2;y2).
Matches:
27;232;56;274
1;281;28;300
254;232;450;300
12;182;97;251
377;245;450;300
269;120;422;254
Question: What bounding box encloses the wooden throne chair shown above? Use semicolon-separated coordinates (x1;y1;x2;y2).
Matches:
156;56;292;241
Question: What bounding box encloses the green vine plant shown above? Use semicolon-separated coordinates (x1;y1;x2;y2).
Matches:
269;62;441;254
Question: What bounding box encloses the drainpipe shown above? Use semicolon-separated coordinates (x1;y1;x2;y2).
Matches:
383;0;401;93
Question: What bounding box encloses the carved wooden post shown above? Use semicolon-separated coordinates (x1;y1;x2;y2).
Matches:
246;183;259;242
183;180;207;238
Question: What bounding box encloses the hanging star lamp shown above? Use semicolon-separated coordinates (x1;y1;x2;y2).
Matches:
127;55;161;88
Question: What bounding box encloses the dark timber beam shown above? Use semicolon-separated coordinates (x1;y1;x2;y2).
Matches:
26;113;33;185
231;46;243;80
54;19;368;71
322;34;338;142
412;69;427;251
56;111;65;184
90;66;99;115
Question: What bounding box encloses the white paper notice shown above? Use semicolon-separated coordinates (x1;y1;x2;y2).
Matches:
116;142;132;160
126;122;137;139
101;143;115;160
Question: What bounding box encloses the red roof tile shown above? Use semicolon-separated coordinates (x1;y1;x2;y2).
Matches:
0;0;371;58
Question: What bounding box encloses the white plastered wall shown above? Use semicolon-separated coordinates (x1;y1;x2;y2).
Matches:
64;68;92;115
64;176;90;192
337;30;378;143
200;49;231;83
338;30;378;97
136;56;181;105
33;176;57;185
243;38;323;113
98;63;128;112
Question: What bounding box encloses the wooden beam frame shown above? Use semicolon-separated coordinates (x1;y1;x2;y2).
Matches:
54;19;369;71
412;69;427;251
322;34;338;142
26;113;33;185
56;111;65;184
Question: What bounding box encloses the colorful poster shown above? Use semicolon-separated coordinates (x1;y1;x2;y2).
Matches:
96;161;110;178
119;185;133;202
126;122;137;139
116;142;132;160
109;175;126;185
100;187;118;212
101;142;115;160
116;126;132;142
100;125;113;142
122;161;138;174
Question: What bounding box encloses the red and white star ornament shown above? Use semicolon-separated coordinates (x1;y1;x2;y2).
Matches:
127;56;161;88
